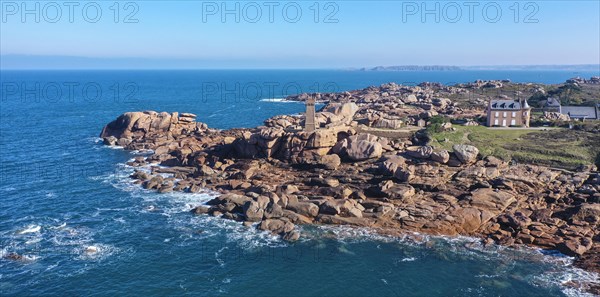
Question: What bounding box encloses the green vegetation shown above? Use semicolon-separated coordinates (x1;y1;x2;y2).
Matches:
446;82;599;109
544;84;599;106
426;115;450;133
447;83;537;109
428;126;600;170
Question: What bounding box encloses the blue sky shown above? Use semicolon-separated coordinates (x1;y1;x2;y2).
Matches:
1;0;599;68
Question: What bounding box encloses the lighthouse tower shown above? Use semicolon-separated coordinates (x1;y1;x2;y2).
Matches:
304;97;316;132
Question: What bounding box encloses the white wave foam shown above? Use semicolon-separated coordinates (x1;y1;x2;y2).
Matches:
260;98;327;104
312;224;599;296
16;225;41;235
131;149;154;155
189;215;286;251
105;145;124;150
20;254;40;262
76;244;119;261
312;225;416;244
89;137;103;144
55;222;67;229
100;158;286;253
96;147;600;297
260;98;300;103
475;274;499;278
533;264;600;297
25;238;42;245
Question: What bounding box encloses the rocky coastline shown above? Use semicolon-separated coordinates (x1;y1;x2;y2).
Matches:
100;81;599;294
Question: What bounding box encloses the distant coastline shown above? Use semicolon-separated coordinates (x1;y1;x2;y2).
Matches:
360;64;600;72
1;55;599;71
360;65;462;71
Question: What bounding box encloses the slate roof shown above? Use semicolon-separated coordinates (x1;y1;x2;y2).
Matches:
561;106;598;119
490;100;522;110
545;97;561;107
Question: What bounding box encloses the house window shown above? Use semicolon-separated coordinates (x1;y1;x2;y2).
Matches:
495;112;499;117
512;112;516;117
502;119;507;126
511;119;516;126
503;112;507;117
494;119;499;126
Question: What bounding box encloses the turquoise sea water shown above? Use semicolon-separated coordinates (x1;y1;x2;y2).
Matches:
1;70;599;296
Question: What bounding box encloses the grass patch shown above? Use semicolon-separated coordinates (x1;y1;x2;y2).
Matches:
428;126;599;170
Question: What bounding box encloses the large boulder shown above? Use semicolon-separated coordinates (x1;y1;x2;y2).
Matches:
432;98;452;109
469;188;516;212
558;238;593;256
208;193;252;207
232;137;261;159
336;134;383;161
243;201;264;222
286;202;319;217
393;166;414;182
372;118;403;129
258;219;295;234
572;204;600;225
306;128;339;148
380;180;415;200
430;150;450;163
380;155;406;176
264;203;284;219
407;146;433;159
405;94;418;103
347;140;382;161
319;199;364;218
453;207;484;233
100;111;146;139
322;102;359;124
307;178;340;188
319;154;341;170
452;144;479;164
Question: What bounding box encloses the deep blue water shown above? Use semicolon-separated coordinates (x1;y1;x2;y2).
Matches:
1;70;599;296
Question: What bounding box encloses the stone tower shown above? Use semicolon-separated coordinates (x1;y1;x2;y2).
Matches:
305;97;316;132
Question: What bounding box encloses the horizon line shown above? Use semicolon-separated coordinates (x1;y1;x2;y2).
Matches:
1;55;599;71
1;67;599;71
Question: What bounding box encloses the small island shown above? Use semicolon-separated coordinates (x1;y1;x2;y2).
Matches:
101;78;600;294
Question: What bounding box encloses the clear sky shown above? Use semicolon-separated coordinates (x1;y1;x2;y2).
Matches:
1;0;599;68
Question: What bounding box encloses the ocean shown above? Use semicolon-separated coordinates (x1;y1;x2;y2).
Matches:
1;70;599;296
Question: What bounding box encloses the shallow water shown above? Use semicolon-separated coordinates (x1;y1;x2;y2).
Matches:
1;70;599;296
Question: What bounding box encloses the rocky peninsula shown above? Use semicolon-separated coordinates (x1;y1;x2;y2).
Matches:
100;80;600;293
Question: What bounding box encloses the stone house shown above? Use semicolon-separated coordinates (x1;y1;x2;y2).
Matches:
560;105;599;121
486;99;531;127
544;97;562;112
544;97;599;121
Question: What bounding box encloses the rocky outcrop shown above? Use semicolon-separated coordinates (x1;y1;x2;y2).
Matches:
544;111;570;121
102;106;600;295
100;111;204;147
